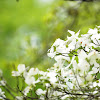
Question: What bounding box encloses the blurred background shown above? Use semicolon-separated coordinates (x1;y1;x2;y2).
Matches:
0;0;100;98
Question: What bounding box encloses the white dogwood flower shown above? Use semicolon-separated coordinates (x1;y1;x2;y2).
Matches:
36;88;46;95
0;88;6;100
12;64;26;76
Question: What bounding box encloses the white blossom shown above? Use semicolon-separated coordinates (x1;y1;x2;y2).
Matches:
5;26;100;99
23;86;32;96
0;88;6;100
47;71;57;84
12;64;26;76
36;88;46;95
16;96;23;100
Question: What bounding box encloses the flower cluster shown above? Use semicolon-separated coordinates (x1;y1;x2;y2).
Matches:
0;26;100;100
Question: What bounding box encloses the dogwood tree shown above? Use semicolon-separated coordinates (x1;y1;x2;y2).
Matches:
0;26;100;100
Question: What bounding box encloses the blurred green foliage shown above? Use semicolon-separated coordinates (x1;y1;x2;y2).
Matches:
0;0;100;98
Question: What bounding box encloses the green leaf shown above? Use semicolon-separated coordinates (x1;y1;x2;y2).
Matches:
75;56;79;63
97;73;100;79
96;59;100;65
53;46;56;52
